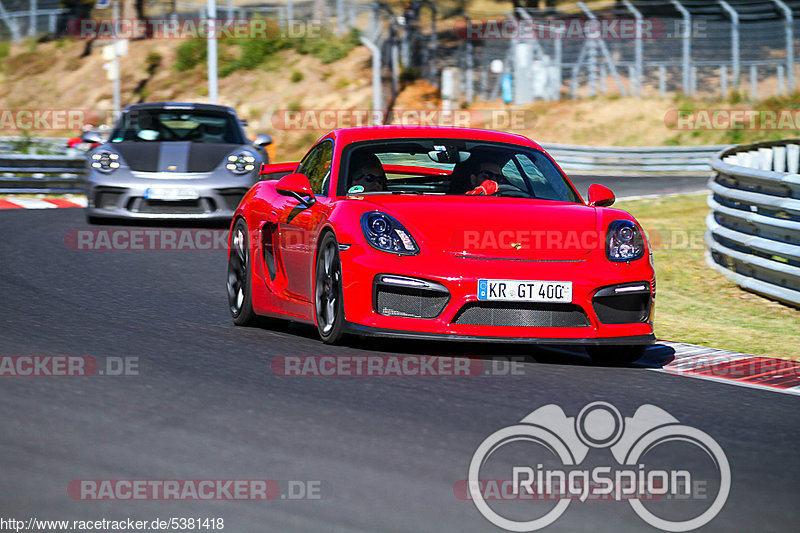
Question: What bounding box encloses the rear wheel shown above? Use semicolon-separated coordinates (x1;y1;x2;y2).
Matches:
586;345;646;366
314;232;345;344
227;219;259;326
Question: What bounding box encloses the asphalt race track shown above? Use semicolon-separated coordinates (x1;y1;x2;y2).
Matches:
1;206;798;532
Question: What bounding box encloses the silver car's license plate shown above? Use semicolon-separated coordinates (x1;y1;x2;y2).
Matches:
477;279;572;303
144;188;200;201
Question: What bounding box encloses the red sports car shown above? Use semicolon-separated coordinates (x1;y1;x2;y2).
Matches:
227;126;655;363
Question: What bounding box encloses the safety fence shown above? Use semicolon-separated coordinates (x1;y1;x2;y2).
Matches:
707;139;800;307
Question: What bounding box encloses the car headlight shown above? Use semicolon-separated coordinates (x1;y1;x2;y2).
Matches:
361;212;419;255
606;220;645;262
90;151;121;173
226;151;257;174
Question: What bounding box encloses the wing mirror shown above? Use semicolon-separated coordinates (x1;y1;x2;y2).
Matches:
253;133;273;149
587;183;615;207
276;173;316;207
81;130;104;145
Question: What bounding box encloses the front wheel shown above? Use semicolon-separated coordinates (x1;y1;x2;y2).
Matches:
586;345;647;366
314;232;346;344
227;219;259;326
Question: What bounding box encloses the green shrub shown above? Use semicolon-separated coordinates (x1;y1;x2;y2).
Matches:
294;28;360;64
175;39;206;72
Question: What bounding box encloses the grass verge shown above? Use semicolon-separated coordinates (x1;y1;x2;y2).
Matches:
617;193;800;360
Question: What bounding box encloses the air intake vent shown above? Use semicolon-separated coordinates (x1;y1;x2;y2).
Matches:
374;276;449;319
452;302;590;327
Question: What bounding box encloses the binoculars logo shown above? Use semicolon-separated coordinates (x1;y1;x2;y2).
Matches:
468;402;730;532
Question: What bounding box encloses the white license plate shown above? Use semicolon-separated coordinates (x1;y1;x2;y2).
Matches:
144;188;200;201
477;279;572;303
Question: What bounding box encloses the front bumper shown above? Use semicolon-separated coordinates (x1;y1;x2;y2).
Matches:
86;171;254;221
344;323;655;345
339;243;655;343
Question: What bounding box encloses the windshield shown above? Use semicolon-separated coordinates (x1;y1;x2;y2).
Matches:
109;108;245;144
339;139;581;202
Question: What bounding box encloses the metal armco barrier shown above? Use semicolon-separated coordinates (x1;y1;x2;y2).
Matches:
541;143;726;174
0;139;726;194
0;154;86;194
707;140;800;308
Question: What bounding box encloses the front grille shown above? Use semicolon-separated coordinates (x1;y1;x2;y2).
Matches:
128;198;214;214
375;285;449;319
452;302;590;327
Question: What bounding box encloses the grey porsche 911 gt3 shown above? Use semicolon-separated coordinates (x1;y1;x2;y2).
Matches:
85;102;272;223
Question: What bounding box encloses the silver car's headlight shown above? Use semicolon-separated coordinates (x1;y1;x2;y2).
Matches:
606;220;645;262
361;212;419;255
90;151;121;173
226;150;257;174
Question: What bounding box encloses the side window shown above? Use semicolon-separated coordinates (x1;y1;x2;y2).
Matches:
297;141;333;196
500;159;527;191
515;154;560;200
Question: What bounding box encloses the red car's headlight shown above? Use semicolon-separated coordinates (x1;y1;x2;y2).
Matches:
361;212;419;255
606;220;645;262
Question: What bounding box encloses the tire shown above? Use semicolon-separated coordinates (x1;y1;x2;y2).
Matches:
227;218;259;326
314;232;346;344
586;345;647;366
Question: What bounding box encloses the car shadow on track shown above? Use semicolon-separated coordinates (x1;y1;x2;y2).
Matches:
275;321;677;369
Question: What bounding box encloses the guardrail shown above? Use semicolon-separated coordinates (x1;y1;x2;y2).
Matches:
707;140;800;308
0;139;726;194
0;154;86;194
541;143;727;174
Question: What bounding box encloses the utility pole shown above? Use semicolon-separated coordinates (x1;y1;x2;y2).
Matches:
207;0;218;104
113;0;121;120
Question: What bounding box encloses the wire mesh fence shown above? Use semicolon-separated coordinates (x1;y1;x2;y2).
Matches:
3;0;800;103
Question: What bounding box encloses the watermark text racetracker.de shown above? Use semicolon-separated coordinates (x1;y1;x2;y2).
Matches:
665;108;800;130
0;109;97;132
466;402;730;532
67;479;329;501
271;355;526;377
68;18;323;40
269;109;535;130
0;356;138;377
65;229;229;251
453;17;707;41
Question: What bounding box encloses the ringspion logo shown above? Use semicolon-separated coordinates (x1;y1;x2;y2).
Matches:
467;402;729;531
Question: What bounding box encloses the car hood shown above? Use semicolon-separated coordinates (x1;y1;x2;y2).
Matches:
109;142;244;173
357;195;599;259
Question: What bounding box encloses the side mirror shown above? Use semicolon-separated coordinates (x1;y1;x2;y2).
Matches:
253;133;273;149
276;173;316;207
81;131;104;145
588;183;615;207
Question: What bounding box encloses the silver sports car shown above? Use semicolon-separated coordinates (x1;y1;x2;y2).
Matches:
84;102;271;223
